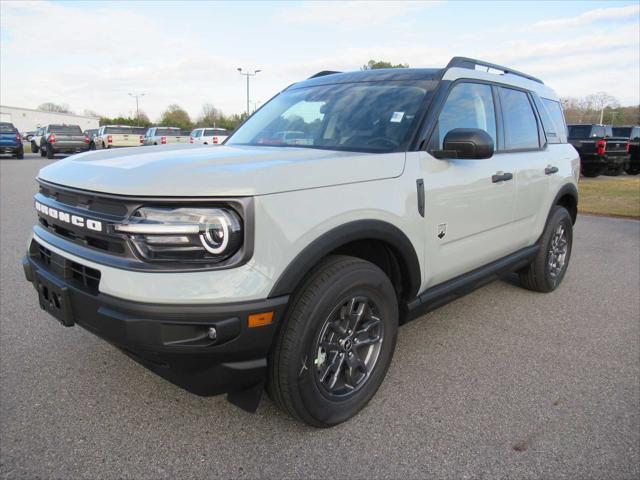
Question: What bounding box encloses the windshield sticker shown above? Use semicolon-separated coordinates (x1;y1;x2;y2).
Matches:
390;112;405;123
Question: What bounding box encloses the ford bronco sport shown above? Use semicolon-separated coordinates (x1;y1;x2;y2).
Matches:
22;57;579;427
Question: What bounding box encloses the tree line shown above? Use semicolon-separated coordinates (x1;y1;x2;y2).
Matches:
35;58;640;132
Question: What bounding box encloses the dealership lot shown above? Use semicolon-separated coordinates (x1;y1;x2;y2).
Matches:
1;159;638;479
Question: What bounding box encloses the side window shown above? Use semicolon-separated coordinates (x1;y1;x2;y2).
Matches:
499;87;540;150
541;98;568;143
432;82;497;150
633;127;640;140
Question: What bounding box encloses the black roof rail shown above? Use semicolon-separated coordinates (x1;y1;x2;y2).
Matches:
308;70;341;79
446;57;544;85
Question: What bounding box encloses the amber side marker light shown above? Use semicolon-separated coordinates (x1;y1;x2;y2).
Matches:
248;311;274;328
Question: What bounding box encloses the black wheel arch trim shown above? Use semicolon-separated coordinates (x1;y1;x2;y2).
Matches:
268;219;422;299
550;183;579;225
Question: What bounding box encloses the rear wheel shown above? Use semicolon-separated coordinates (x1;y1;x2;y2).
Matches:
625;165;640;175
46;144;54;159
268;255;398;427
16;150;24;159
581;165;602;178
39;146;46;157
31;142;39;154
519;206;573;293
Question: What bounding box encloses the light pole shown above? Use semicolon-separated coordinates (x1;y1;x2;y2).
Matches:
237;68;261;117
128;93;145;125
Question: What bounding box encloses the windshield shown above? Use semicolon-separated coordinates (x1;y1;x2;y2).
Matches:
227;80;435;153
612;127;632;138
49;125;82;134
567;125;593;139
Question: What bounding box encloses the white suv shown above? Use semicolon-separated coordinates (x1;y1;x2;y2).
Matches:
22;57;579;427
189;127;229;145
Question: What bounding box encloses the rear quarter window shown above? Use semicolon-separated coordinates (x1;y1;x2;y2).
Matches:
540;98;568;144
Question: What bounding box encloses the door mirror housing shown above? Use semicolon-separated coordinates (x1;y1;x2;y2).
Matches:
433;128;494;160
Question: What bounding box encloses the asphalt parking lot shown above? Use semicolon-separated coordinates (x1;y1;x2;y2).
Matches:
1;156;639;479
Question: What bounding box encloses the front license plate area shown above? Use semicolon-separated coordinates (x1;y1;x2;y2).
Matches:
35;269;74;326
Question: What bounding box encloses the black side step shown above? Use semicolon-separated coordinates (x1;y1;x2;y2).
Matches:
402;245;539;323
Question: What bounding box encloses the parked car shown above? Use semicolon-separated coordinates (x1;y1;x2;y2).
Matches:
22;131;36;142
22;57;579;427
0;122;24;159
143;127;190;145
259;130;313;146
189;128;230;145
96;125;146;149
30;126;46;154
37;124;90;159
612;125;640;175
83;129;99;150
567;124;630;177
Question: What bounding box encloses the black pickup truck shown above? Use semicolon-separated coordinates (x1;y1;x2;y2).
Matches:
38;124;90;159
612;126;640;175
568;124;630;177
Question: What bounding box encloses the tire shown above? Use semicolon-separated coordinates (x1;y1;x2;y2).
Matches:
16;150;24;159
519;206;573;293
39;146;46;157
89;142;96;150
581;165;601;178
46;144;54;159
31;142;38;154
268;255;398;427
605;163;624;176
625;165;640;175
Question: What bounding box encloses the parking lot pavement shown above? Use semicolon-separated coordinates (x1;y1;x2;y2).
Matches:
1;159;639;480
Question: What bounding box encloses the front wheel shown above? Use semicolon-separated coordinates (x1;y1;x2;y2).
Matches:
268;255;398;427
519;206;573;293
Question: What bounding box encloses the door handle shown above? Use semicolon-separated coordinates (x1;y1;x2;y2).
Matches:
492;172;513;183
545;165;559;175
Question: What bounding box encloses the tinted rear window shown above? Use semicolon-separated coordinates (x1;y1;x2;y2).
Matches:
567;125;593;139
204;129;228;136
105;126;134;134
612;127;632;138
131;127;147;135
49;125;82;134
155;128;181;136
0;123;17;133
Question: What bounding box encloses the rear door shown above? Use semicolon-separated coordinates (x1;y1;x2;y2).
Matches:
420;81;517;286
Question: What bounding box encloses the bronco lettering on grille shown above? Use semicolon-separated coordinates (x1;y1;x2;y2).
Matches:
35;201;103;232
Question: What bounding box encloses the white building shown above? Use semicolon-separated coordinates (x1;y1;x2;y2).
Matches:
0;105;99;133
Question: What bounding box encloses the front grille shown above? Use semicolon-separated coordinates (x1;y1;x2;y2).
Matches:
33;243;101;294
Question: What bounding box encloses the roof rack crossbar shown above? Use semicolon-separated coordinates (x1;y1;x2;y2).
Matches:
308;70;342;79
446;57;544;85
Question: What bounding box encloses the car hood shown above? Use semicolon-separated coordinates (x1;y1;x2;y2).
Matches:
38;144;405;196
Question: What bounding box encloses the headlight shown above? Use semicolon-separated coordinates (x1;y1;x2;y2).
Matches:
114;207;243;262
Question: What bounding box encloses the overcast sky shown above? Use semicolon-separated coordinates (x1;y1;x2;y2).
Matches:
1;0;638;121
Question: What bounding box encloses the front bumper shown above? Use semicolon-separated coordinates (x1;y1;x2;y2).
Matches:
22;240;288;397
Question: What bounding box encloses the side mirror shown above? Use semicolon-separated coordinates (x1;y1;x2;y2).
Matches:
434;128;494;160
